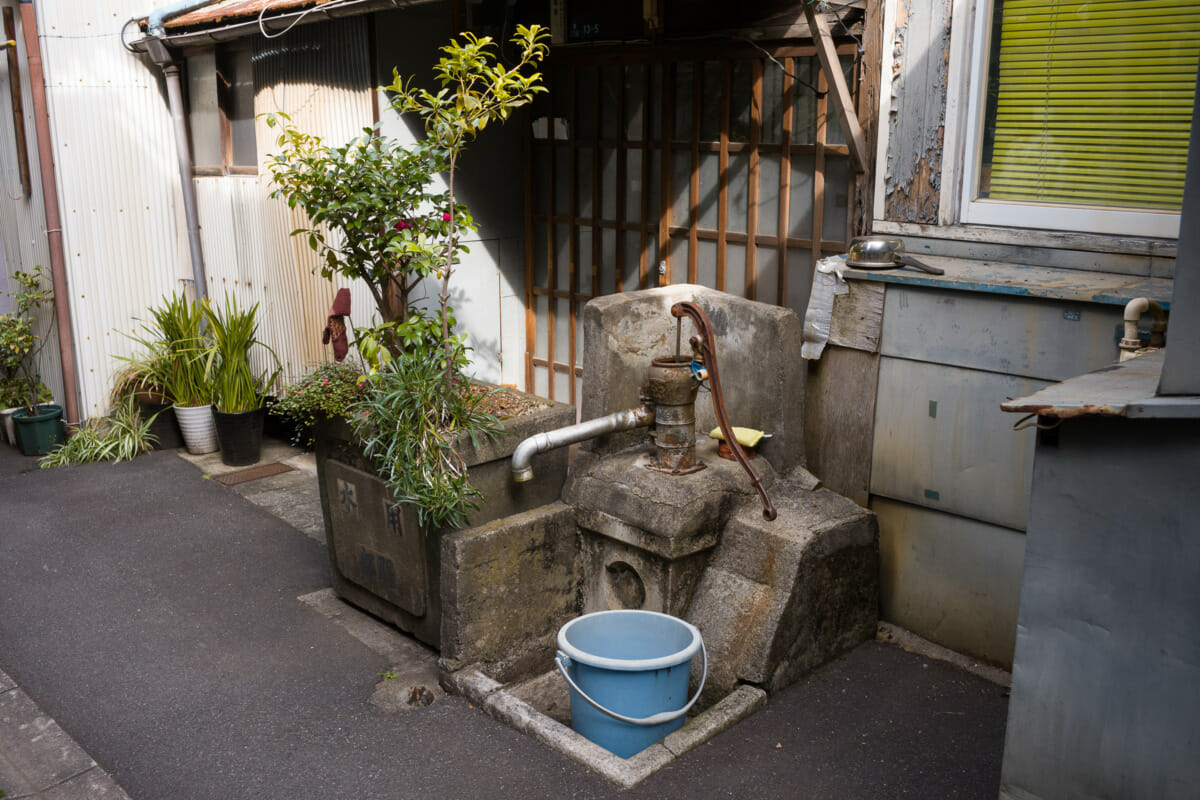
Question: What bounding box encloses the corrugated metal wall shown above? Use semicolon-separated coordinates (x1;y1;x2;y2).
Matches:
32;0;185;417
0;0;61;406
198;16;376;385
15;3;374;418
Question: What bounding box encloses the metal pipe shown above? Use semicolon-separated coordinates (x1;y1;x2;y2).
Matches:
511;404;655;482
160;63;208;299
19;1;79;424
147;0;224;37
1120;297;1167;361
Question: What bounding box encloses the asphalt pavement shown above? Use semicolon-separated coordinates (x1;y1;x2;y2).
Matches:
0;443;1009;799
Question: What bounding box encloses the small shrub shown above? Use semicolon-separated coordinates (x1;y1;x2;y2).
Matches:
272;362;367;449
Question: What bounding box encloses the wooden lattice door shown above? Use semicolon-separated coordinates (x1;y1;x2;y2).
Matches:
525;42;860;402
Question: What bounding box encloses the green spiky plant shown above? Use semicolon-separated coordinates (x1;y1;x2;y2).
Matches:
351;341;498;530
150;293;211;408
203;293;281;413
39;397;158;468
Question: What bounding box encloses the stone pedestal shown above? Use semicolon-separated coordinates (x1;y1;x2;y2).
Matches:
565;439;774;617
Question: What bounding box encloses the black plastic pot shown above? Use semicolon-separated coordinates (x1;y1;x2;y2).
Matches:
138;401;184;450
13;404;65;456
212;406;266;467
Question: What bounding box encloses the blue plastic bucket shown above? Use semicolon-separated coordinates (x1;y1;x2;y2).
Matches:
556;610;706;758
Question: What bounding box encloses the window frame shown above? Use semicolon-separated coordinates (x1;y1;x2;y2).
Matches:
185;42;258;177
955;0;1183;240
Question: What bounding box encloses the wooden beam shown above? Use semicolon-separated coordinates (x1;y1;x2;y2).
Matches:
803;2;869;173
3;9;30;197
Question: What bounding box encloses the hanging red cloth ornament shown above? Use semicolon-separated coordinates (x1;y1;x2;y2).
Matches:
322;288;351;361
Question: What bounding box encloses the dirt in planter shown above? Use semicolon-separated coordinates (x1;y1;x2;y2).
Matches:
470;385;552;420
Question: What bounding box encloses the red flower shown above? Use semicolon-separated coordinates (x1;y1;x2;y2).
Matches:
442;212;452;221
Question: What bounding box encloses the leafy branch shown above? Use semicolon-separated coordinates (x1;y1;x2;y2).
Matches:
384;24;550;387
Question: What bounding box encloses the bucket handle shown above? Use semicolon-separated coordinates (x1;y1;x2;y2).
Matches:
555;640;707;727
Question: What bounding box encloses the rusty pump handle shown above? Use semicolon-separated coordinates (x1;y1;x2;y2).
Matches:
670;301;777;521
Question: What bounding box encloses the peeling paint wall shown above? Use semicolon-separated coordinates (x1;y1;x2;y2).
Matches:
884;0;952;223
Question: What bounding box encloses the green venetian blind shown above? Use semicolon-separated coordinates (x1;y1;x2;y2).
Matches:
980;0;1200;211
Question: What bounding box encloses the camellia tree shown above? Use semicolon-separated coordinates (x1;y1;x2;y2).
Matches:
384;23;550;386
265;118;467;359
263;25;551;530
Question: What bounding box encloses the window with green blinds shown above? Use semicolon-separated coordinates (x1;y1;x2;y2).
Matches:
979;0;1200;211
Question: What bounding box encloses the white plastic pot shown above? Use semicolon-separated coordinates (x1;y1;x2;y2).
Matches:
174;403;219;454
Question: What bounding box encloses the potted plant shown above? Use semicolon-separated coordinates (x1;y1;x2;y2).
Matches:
266;26;568;648
111;345;185;450
204;293;281;466
271;361;366;450
150;293;217;454
1;376;51;447
1;266;64;456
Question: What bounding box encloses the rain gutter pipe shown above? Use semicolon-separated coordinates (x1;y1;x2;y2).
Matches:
147;0;224;37
19;1;79;424
133;0;438;49
141;1;224;301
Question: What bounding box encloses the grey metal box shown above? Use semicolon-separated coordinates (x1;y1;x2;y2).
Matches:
880;287;1124;382
871;357;1048;530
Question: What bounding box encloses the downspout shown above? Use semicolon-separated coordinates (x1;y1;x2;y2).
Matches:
19;0;78;424
143;0;225;300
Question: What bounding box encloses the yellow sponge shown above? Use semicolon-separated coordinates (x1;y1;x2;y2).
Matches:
708;426;765;448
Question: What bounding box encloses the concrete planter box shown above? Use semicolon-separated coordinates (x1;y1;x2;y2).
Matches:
315;387;575;649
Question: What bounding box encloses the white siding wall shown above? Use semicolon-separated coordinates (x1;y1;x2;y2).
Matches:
196;15;377;385
27;0;185;417
0;0;63;407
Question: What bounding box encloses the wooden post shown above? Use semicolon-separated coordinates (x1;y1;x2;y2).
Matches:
803;2;869;173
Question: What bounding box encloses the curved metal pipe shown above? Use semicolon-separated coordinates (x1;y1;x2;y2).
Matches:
512;404;654;482
1120;297;1167;361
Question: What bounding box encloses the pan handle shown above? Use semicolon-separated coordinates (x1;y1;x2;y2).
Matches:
896;254;944;275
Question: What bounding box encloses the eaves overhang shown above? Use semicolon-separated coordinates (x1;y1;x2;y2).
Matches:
129;0;439;50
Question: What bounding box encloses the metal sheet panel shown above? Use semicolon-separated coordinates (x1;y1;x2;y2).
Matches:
880;286;1125;382
29;2;185;417
873;496;1025;667
871;356;1048;530
248;16;375;382
1001;417;1200;799
45;82;183;416
0;0;60;403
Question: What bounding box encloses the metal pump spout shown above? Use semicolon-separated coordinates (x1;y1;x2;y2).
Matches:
511;404;655;482
671;301;777;521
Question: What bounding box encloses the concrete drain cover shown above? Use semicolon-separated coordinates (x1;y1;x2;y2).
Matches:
212;462;294;486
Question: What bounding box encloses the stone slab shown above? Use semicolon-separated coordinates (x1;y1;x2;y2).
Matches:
440;502;581;682
661;684;768;756
462;668;771;789
687;486;879;699
0;685;131;800
580;285;807;475
564;439;776;548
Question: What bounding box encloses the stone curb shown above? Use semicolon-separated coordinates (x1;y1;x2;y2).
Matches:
876;623;1012;688
444;665;768;789
0;669;131;800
